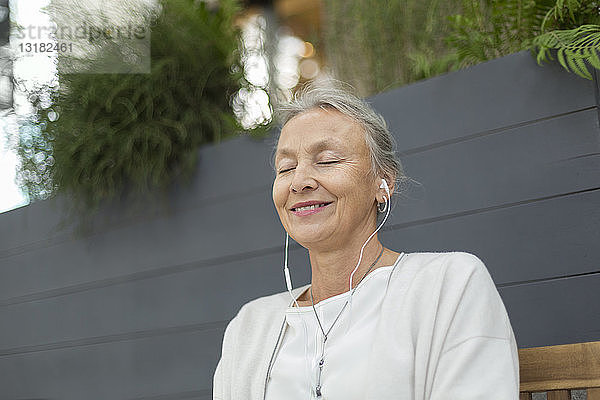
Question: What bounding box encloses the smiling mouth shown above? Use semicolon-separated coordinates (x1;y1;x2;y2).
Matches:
291;202;332;212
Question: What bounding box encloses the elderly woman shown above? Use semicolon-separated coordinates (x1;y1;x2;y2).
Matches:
213;81;519;400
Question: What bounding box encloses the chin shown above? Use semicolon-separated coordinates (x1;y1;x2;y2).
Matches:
288;227;333;249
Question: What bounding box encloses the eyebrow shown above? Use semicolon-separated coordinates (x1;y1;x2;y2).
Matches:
275;138;345;160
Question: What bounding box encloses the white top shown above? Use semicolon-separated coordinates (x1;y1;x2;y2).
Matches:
214;252;520;400
265;253;405;400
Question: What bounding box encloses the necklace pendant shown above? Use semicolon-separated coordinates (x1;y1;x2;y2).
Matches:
315;384;322;397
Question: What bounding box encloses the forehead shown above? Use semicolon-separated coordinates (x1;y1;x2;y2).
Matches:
275;107;368;158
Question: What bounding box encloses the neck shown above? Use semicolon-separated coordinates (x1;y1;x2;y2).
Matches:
304;232;384;305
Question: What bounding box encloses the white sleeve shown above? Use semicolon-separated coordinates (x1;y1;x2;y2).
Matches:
213;309;243;400
429;253;520;399
430;335;519;399
213;357;224;400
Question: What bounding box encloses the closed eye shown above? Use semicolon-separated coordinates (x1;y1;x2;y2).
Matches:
278;167;295;174
318;160;339;165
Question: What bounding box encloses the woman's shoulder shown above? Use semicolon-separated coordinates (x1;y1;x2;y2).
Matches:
401;251;490;276
404;250;485;265
386;251;510;337
392;251;496;294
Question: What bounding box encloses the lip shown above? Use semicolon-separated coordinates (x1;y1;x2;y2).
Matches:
289;200;333;216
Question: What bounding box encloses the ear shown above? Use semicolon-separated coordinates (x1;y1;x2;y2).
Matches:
387;176;395;198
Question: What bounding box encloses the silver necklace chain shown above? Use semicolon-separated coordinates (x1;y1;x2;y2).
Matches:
308;245;385;397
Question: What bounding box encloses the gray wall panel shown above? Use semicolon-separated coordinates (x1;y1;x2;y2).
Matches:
382;190;600;284
0;134;277;256
0;249;311;349
0;195;75;255
369;51;596;151
0;328;222;400
0;190;284;301
391;108;600;222
499;274;600;348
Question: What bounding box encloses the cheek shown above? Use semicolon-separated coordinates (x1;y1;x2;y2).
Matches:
334;173;375;209
272;178;287;208
333;168;371;196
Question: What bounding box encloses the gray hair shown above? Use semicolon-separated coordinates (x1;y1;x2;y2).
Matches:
274;78;406;197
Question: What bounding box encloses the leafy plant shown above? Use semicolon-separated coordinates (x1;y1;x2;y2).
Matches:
17;0;247;221
446;0;600;79
533;1;600;79
445;0;556;67
323;0;600;97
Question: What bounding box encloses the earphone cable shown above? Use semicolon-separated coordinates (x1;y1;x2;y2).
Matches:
309;243;384;340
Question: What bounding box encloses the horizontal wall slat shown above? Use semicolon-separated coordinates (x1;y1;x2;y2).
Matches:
0;190;285;301
369;51;595;152
499;274;600;348
0;250;303;349
0;135;277;254
0;327;222;400
394;108;600;222
1;188;598;349
1;109;598;300
382;189;600;285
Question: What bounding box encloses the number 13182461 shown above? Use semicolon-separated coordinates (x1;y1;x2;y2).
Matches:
19;42;73;53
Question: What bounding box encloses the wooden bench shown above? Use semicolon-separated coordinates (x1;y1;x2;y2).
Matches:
519;341;600;399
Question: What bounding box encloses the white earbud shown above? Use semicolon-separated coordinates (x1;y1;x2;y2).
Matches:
380;179;390;198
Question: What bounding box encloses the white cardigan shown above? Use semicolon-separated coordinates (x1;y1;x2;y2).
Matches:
213;252;520;400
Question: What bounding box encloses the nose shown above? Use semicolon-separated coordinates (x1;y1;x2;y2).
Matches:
289;164;318;193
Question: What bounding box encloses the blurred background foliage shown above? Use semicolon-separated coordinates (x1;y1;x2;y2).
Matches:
322;0;461;95
12;0;599;220
323;0;600;96
17;0;251;218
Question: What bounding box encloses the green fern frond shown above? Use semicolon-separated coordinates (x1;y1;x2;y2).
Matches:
533;24;600;79
445;0;557;67
543;0;581;25
542;0;600;30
